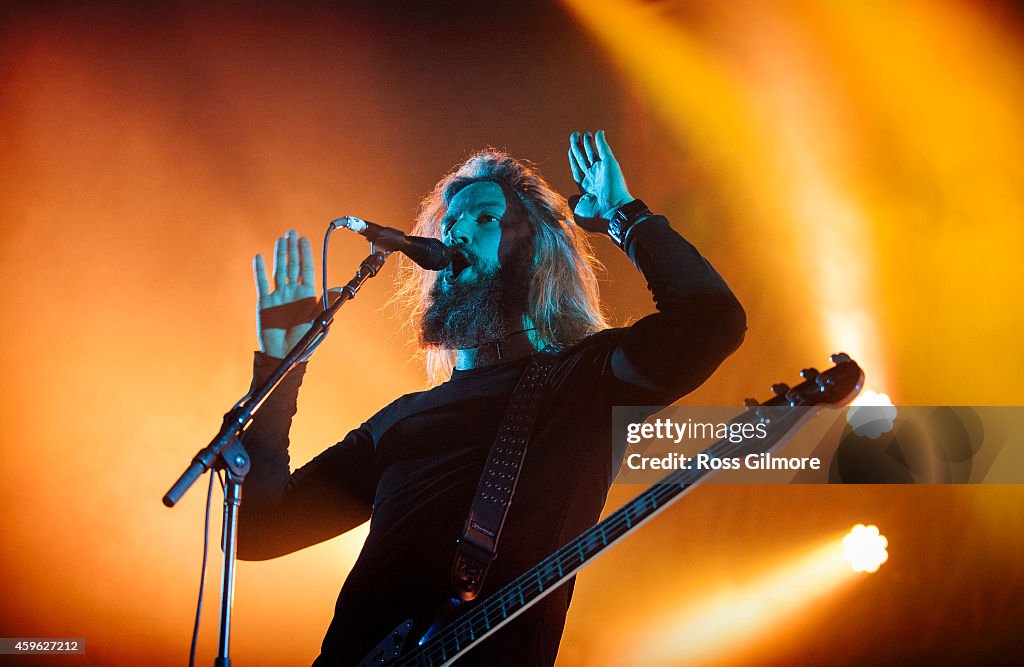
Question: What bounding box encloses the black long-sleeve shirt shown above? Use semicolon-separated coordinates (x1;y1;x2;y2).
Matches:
238;215;746;666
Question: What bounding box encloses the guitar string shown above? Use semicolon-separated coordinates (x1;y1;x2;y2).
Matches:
419;412;803;665
405;407;802;666
401;405;807;666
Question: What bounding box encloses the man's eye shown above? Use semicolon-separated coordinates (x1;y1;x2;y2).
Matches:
478;214;499;224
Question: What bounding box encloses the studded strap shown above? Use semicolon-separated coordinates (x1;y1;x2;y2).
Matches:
451;354;556;602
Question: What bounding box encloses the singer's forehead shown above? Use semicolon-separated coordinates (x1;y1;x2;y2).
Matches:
445;181;506;215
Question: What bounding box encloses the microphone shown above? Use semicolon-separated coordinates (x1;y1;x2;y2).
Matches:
331;216;451;271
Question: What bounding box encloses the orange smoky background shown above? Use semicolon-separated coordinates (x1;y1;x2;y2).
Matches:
1;1;1022;665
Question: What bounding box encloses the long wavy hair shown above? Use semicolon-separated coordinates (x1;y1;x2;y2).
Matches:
395;149;608;384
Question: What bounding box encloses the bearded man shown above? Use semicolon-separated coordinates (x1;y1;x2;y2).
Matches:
238;131;746;666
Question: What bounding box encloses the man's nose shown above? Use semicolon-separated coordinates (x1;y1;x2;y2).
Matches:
447;214;472;246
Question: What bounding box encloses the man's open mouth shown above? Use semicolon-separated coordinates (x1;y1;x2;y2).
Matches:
446;250;471;284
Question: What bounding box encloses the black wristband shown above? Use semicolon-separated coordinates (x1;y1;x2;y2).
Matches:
608;199;652;249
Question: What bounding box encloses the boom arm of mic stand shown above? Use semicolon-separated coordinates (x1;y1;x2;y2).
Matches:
164;247;389;666
163;248;391;507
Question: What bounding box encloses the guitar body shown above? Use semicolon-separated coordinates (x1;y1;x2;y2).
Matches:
355;618;413;667
358;355;864;667
356;599;466;667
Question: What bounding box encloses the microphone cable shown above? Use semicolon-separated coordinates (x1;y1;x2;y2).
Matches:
188;469;217;667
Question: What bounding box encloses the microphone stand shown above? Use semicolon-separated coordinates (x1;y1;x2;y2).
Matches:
163;247;392;667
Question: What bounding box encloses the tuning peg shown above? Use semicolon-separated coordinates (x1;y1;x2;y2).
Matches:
743;398;759;407
800;368;819;381
830;352;851;364
770;383;790;396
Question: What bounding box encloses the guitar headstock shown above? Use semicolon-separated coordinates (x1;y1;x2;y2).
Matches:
745;353;864;409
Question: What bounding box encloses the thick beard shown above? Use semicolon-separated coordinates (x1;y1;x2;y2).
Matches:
420;245;532;350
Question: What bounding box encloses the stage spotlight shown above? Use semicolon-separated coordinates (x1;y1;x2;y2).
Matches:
846;390;897;438
843;524;889;573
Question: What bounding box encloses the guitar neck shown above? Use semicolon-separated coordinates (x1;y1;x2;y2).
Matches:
398;405;809;667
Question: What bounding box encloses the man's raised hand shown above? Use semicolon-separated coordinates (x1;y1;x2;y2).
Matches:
567;130;634;233
253;229;318;359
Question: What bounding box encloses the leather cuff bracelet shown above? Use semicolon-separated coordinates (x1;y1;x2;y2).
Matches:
608;198;652;249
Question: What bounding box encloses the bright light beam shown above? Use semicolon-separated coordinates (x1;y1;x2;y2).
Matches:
612;537;859;666
561;0;890;397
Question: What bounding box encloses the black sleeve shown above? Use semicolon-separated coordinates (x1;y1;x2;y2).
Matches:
610;214;746;401
236;353;376;561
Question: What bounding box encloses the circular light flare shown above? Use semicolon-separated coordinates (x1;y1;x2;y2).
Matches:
847;390;897;438
843;523;889;573
850;389;894;408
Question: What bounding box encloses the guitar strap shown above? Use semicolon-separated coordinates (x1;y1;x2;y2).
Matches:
451;352;556;602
